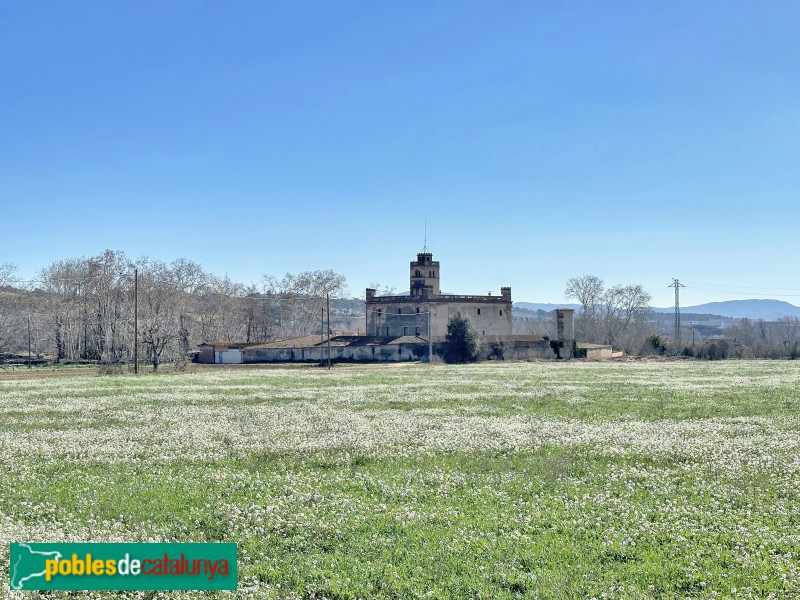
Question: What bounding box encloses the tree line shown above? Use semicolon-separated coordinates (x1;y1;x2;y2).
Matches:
2;255;797;367
0;250;346;370
563;274;800;359
563;274;653;354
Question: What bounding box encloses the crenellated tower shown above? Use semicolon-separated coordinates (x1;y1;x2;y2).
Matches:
410;252;440;298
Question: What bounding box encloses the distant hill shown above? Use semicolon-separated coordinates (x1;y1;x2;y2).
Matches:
515;299;800;321
369;297;800;321
652;299;800;321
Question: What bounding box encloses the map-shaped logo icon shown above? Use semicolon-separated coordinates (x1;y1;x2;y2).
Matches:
9;543;62;590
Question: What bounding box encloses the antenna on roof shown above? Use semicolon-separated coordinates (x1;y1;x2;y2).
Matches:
422;220;428;253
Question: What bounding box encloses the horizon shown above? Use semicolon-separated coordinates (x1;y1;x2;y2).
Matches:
3;2;799;306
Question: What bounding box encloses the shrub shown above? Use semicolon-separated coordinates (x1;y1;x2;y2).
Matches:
444;313;481;363
646;334;668;355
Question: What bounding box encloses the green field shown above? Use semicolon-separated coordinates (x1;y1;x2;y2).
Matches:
1;361;799;599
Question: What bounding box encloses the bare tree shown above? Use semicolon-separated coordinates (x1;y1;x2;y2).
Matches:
261;270;347;339
137;260;180;371
601;284;652;346
7;252;351;365
565;275;652;351
367;282;396;297
0;262;18;286
776;316;800;359
565;275;604;340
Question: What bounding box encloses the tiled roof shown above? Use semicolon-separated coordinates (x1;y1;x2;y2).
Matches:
246;335;431;350
198;342;262;348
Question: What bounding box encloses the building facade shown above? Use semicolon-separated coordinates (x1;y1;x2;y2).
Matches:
365;252;513;338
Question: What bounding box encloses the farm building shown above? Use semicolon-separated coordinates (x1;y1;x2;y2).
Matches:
365;252;512;338
197;332;572;364
196;251;577;363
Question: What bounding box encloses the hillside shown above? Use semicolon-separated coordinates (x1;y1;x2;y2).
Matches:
652;299;800;321
515;299;800;321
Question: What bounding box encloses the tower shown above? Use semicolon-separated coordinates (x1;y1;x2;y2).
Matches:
555;308;575;342
410;253;440;298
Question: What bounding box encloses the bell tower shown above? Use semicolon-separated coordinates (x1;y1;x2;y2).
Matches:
410;252;440;298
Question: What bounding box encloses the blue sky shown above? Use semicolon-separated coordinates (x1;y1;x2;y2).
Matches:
2;1;799;306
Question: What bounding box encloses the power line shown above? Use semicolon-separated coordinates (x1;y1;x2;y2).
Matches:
683;286;800;298
683;280;800;292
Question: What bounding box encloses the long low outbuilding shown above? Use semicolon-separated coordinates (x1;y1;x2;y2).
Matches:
197;333;573;364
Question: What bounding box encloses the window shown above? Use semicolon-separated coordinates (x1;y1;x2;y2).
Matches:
397;308;402;314
477;308;481;315
415;327;420;336
500;310;503;316
403;326;408;335
377;309;382;317
386;327;389;336
416;307;420;314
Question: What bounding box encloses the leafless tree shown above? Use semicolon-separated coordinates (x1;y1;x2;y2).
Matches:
262;270;347;339
565;275;604;339
8;252;352;366
367;282;396;297
0;262;17;286
601;284;652;347
565;275;652;351
776;316;800;359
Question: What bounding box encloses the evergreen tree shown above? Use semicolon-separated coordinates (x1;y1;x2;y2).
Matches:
444;312;481;363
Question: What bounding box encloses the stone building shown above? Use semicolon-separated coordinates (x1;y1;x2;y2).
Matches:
365;252;512;338
195;250;578;364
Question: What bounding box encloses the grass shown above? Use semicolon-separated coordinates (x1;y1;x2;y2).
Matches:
1;360;799;598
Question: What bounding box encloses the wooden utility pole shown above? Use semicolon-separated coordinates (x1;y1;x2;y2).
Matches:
321;307;324;344
134;267;139;374
27;316;31;368
326;293;331;370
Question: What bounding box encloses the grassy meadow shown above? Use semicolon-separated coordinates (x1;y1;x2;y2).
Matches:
1;360;799;599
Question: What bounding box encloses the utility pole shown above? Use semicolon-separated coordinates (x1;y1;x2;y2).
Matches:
326;293;331;370
321;307;324;344
669;278;685;352
27;316;31;369
134;267;139;374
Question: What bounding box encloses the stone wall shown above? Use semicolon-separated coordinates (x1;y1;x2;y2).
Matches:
366;297;512;338
244;344;425;363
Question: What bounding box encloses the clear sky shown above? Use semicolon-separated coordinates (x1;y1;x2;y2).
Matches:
2;1;799;307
